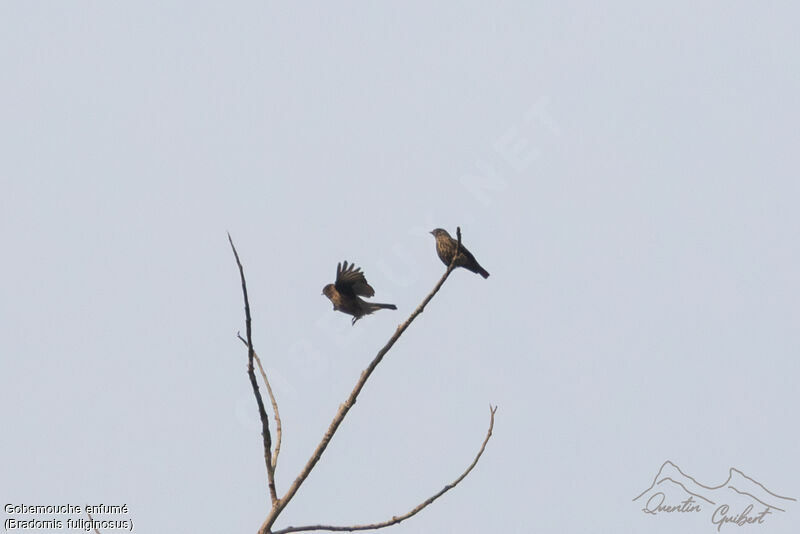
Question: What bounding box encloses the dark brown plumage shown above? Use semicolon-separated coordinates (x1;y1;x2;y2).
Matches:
430;228;490;278
322;261;397;325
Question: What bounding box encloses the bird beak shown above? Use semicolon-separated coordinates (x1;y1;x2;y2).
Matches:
429;230;434;235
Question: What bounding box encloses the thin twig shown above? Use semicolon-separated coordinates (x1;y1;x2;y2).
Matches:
454;226;462;266
272;406;497;534
258;227;468;534
239;333;283;470
228;232;279;505
86;511;101;534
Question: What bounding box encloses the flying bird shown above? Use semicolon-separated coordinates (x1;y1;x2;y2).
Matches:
322;261;397;325
430;228;490;278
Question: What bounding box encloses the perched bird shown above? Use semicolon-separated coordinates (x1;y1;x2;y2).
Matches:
322;261;397;325
430;228;490;278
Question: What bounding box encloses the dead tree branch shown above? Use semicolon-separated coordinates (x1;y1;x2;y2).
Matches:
228;232;279;505
272;405;497;534
231;227;492;533
257;227;481;534
238;333;283;470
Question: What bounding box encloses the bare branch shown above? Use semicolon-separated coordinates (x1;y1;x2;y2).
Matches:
272;406;497;534
238;333;283;470
258;228;471;534
86;511;101;534
228;232;279;505
454;226;462;265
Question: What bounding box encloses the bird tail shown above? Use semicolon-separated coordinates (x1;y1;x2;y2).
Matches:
469;264;490;279
370;302;397;311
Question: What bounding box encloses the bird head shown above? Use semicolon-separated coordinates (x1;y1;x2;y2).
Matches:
321;284;336;299
430;228;450;239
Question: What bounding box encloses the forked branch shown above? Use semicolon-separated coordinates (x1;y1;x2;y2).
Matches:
258;227;487;533
231;227;493;534
228;233;279;505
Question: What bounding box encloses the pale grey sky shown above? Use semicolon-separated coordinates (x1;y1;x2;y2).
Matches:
2;3;799;533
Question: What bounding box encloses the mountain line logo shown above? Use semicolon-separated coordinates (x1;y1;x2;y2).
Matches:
633;460;796;531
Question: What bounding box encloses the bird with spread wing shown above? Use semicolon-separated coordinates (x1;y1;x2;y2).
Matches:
322;261;397;325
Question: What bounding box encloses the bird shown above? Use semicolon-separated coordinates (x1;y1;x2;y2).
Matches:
430;228;490;278
322;261;397;325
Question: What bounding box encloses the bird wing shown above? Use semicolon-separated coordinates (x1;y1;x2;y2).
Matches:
335;261;375;297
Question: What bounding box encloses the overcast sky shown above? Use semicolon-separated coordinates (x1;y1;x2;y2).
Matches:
2;3;799;533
